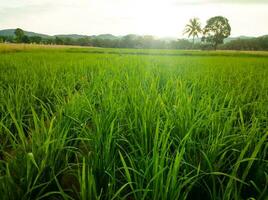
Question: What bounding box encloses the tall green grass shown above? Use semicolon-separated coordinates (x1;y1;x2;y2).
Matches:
0;47;267;199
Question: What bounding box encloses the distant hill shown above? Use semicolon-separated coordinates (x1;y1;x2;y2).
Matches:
0;29;120;40
91;34;118;40
224;36;255;43
55;34;119;40
55;34;88;39
0;29;51;38
158;36;177;41
0;29;265;43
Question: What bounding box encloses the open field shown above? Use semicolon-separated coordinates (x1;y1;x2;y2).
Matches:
1;43;268;56
0;44;267;200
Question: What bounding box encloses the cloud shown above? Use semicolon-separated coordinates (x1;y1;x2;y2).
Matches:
0;0;267;37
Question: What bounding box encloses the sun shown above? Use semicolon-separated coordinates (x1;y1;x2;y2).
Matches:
129;1;191;37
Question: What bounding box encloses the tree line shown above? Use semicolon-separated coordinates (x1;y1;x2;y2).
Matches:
0;31;169;49
0;16;267;51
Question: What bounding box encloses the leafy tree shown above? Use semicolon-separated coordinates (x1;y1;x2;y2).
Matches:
55;37;64;45
77;37;92;46
22;35;30;43
30;36;42;44
14;28;25;43
141;35;154;48
120;35;139;48
43;38;55;45
219;36;268;51
184;18;202;43
0;35;13;43
202;16;231;50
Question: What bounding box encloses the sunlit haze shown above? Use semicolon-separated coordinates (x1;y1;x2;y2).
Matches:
1;0;268;37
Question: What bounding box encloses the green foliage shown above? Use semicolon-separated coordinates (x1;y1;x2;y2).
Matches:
0;46;268;199
55;37;64;45
184;18;202;43
29;36;42;44
202;16;231;50
22;35;30;44
170;39;202;50
14;28;25;43
220;35;268;50
3;26;268;51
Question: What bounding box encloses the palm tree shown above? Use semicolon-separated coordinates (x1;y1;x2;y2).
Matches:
183;18;202;44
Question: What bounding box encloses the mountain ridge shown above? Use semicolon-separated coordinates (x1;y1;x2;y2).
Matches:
0;29;265;42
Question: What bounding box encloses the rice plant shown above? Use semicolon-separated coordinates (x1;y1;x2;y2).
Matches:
0;45;267;199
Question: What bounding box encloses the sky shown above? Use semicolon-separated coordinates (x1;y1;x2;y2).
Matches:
0;0;268;38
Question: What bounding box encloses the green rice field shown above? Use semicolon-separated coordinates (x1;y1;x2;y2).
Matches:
0;44;267;200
